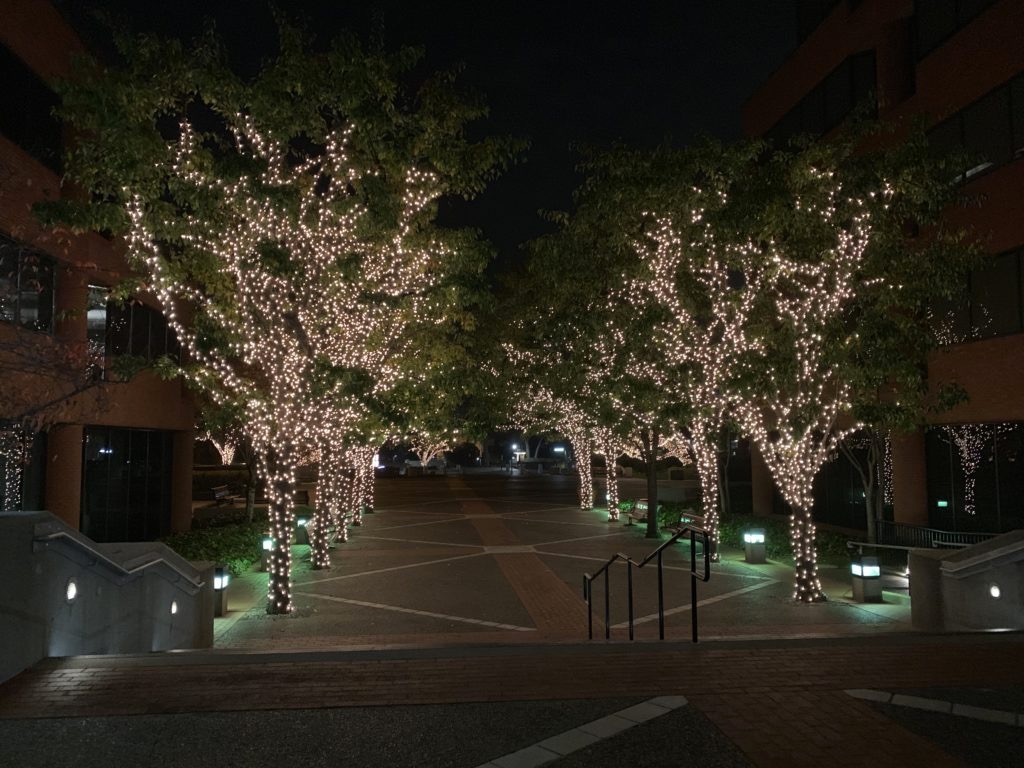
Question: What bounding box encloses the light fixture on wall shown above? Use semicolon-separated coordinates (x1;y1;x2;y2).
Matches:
170;600;178;615
65;578;78;602
989;584;1001;599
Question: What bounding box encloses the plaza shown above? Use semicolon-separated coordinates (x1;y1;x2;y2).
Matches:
3;472;1022;767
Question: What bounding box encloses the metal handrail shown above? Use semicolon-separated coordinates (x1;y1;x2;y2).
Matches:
875;520;996;549
34;531;204;593
583;524;711;644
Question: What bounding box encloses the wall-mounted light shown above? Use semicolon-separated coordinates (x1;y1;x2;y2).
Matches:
989;584;1001;599
170;600;178;615
65;578;78;602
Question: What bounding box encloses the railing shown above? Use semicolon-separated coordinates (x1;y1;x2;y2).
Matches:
583;524;711;644
876;520;997;549
33;528;204;595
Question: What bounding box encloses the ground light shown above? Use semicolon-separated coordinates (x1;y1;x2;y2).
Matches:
214;565;230;617
851;555;882;603
743;529;766;563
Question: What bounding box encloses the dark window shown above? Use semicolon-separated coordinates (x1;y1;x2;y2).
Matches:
103;299;178;363
765;50;876;142
915;0;998;59
1011;76;1024;158
963;88;1012;176
970;251;1020;336
0;44;62;172
81;426;173;542
925;423;1024;533
0;235;55;332
797;0;843;42
928;72;1024;180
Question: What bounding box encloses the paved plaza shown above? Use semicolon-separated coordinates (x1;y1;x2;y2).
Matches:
2;471;1022;767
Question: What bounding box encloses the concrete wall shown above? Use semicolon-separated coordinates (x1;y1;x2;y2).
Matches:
910;531;1024;632
0;511;212;684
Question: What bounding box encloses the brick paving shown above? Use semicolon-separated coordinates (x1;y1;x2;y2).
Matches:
5;471;1018;765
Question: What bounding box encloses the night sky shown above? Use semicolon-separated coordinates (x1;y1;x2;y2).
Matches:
60;0;797;266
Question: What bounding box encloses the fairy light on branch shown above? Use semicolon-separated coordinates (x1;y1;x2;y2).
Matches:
125;115;449;611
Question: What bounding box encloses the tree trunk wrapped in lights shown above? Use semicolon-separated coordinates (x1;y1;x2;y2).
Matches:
48;27;520;614
593;426;622;520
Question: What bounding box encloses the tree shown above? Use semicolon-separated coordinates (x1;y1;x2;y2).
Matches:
47;23;521;612
730;130;976;601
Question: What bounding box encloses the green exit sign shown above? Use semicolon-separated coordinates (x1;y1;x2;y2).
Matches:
937;500;949;508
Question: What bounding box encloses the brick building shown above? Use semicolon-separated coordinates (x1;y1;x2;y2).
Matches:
743;0;1024;534
0;0;194;539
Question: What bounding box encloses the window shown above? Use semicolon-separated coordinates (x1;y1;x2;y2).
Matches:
915;0;998;59
104;299;180;362
928;72;1024;180
766;51;876;142
970;251;1020;336
81;427;173;542
0;235;54;332
0;44;62;173
936;249;1024;343
797;0;843;42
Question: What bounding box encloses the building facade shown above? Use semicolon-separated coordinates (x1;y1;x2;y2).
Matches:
743;0;1024;534
0;0;194;539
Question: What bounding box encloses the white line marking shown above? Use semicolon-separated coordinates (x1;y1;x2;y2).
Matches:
475;696;687;768
294;592;535;632
295;552;485;586
372;517;467;531
611;580;777;628
537;550;773;579
357;535;484;549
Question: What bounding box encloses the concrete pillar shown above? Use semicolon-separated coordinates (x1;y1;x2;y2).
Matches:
892;429;929;526
44;424;83;529
750;443;774;516
52;265;86;343
171;429;194;534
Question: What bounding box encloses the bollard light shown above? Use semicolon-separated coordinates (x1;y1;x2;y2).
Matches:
295;517;310;545
744;529;766;564
214;566;230;591
213;565;229;617
851;555;882;603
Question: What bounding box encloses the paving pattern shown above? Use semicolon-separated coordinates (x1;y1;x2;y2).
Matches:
3;471;1020;767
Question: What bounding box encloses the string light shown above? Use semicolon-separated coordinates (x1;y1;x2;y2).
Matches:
125;115;449;611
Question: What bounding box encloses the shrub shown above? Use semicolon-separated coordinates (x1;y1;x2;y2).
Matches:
161;521;266;576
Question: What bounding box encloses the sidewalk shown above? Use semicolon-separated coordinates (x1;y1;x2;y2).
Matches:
2;473;1015;767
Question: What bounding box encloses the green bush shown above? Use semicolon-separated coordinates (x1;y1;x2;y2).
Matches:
161;521;266;576
717;513;850;564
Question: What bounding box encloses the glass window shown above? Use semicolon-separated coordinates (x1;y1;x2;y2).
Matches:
0;45;61;173
82;426;172;542
970;251;1020;336
106;302;131;357
916;0;957;57
0;236;54;332
129;303;150;358
962;87;1012;177
1011;75;1024;158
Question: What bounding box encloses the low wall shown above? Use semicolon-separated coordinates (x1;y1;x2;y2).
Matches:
0;511;212;683
910;530;1024;632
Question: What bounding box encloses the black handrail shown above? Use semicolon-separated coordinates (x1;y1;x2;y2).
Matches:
582;524;711;643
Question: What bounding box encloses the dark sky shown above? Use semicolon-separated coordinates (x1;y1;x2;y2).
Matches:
61;1;797;265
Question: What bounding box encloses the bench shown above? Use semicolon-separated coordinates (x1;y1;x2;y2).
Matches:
626;499;653;526
211;485;235;506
